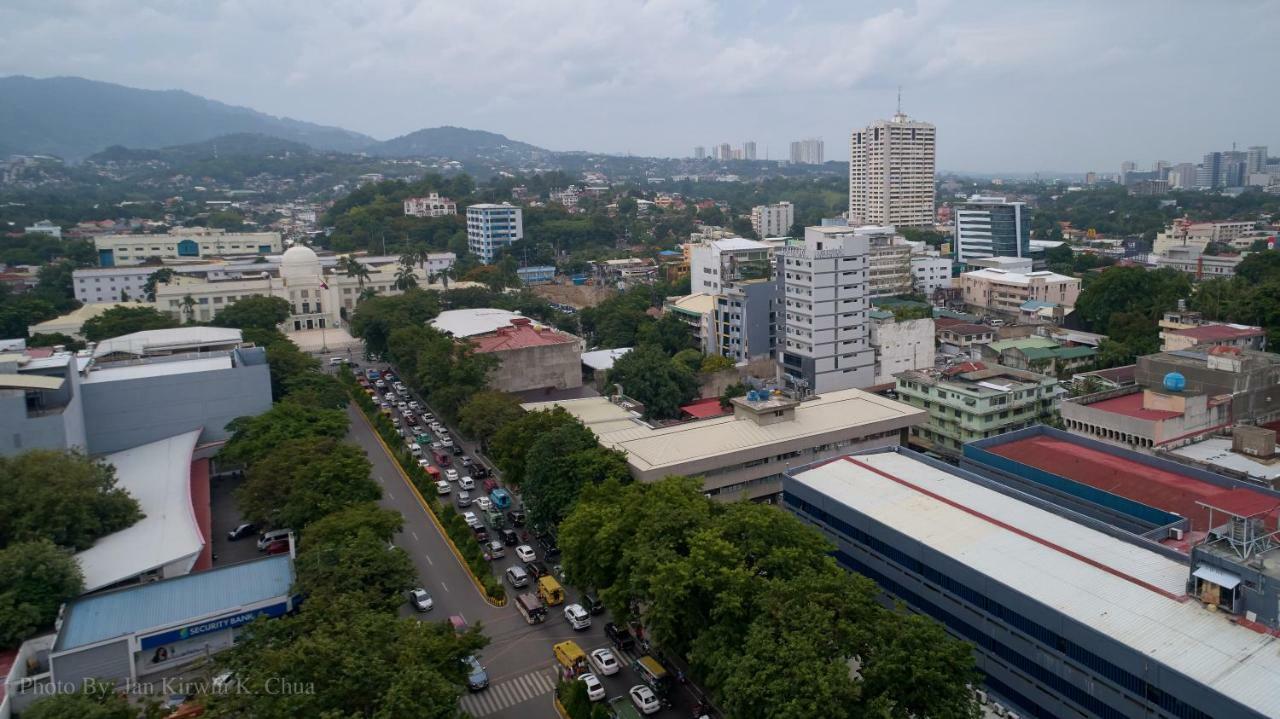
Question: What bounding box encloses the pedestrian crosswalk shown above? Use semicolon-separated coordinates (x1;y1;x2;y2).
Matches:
459;668;558;717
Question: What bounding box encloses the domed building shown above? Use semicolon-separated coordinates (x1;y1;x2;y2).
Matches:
279;245;330;331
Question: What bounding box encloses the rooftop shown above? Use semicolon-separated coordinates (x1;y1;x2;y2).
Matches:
27;301;152;335
1169;324;1266;342
83;355;233;383
92;326;244;358
1169;437;1280;484
524;388;923;474
73;430;205;592
470;320;579;352
937;322;992;336
1076;364;1137;385
580;348;632;372
962;268;1078;285
679;396;731;420
55;554;293;652
707;237;771;252
987;336;1059;353
897;363;1052;396
788;450;1280;718
430;308;528;338
1084;391;1183;421
665;293;716;316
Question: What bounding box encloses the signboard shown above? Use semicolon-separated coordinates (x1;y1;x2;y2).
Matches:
139;602;290;650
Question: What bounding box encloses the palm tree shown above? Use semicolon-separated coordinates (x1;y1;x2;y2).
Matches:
340;256;370;289
395;265;419;291
358;287;378;302
438;265;453;291
180;294;196;324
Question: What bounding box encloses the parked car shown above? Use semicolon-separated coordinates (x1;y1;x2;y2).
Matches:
581;592;605;615
564;603;591;630
435;480;451;495
263;539;290;555
463;512;482;529
580;673;605;702
409;588;434;612
589;648;620;676
515;544;537;562
630;685;660;715
227;522;256;541
257;528;293;550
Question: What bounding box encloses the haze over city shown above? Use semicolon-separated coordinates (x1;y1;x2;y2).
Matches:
2;0;1277;172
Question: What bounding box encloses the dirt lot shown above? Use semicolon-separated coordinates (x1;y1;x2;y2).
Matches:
533;281;616;309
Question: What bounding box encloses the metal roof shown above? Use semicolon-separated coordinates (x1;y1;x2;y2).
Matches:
92;327;243;358
55;555;294;652
580;348;632;371
429;308;527;338
0;373;64;390
790;451;1280;717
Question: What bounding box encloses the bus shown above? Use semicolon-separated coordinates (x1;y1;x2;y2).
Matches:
515;592;546;624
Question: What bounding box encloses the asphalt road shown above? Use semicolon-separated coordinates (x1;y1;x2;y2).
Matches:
339;360;708;719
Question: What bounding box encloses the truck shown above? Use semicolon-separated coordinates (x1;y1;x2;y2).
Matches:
515;592;547;625
607;695;643;719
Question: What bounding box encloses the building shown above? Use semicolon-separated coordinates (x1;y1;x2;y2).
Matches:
894;362;1058;455
1154;246;1245;279
688;237;779;363
402;192;457;217
469;318;583;394
717;143;732;161
27;301;153;339
549;186;582;208
1153;219;1256;255
789;138;824;165
694;146;706;160
980;336;1097;376
430;308;530;339
93;228;282;266
749;202;794;239
516;265;556;285
466;203;523;264
24;219;61;239
662;293;716;354
1246;146;1269;173
743;141;757;160
869;312;934;386
1168;162;1197;189
1061;377;1232;451
953;196;1030;262
936;322;995;355
963;255;1034;273
4;555;297;714
777;226;874;394
909;252;952;295
524;387;924;501
595;258;658;289
862;226;914;298
786;443;1280;719
1135;347;1280;426
1070;364;1136;391
849;111;936;228
958;268;1080;318
1160;322;1267;352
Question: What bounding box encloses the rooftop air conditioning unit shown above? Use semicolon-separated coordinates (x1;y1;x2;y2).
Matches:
974;690;988;704
1007;713;1021;719
992;703;1007;717
1170;527;1184;541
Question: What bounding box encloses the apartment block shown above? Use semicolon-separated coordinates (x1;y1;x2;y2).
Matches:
849;112;936;227
750;202;794;238
894;362;1058;454
466;203;523;264
958;268;1080;318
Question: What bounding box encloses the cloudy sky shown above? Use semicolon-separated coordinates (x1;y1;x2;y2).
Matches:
2;0;1277;172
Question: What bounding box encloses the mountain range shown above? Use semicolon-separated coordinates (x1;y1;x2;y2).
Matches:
0;75;555;163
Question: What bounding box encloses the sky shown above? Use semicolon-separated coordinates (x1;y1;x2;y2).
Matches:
2;0;1278;173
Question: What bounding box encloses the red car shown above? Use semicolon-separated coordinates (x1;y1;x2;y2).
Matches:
483;478;499;493
264;539;290;555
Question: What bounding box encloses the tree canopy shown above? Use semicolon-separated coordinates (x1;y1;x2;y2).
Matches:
80;305;179;342
236;437;379;530
0;450;142;550
348;289;442;358
212;295;291;331
20;679;134;719
0;540;84;646
221;402;349;465
605;344;699;419
457;391;525;449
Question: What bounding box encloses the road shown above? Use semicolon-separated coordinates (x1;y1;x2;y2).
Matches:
339;360;709;719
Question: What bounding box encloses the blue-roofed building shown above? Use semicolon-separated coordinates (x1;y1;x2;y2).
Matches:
5;555;296;711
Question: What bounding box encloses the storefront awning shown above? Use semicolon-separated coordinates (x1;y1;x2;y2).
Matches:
1193;564;1242;589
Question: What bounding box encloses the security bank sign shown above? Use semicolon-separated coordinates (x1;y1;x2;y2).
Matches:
139;602;289;650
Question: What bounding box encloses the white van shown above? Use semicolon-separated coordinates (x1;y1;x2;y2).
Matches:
410;442;422;457
257;528;292;550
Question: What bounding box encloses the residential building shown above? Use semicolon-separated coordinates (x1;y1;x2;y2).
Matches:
524;387;924;501
849;111;936;227
749;202;794;238
953;196;1030;262
717;143;732;161
777;226;874;394
1247;146;1269;173
1155;246;1244;279
662;293;716;354
595;257;658;288
869;312;934;386
863;226;914;299
549;185;582;208
958;268;1080;318
694;146;706;160
24;219;61;239
787;440;1280;719
686;236;779;362
1161;322;1266;352
743;141;757;160
894;362;1058;455
469;317;584;394
466;203;523;264
935;322;995;355
402;192;457;217
980;336;1098;376
909;252;952;295
93;228;282;266
789;138;824;165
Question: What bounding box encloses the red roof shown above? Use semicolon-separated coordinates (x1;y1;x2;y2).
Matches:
1171;324;1263;342
1086;392;1182;421
988;435;1280;533
1198;488;1280;518
470;322;577;353
939;323;991;336
680;397;729;419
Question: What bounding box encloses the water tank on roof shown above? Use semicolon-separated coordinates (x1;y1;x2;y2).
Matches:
1163;372;1186;392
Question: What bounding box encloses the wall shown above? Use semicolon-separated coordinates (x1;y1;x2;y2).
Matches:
0;391;70;455
870;318;935;385
486;342;582;394
47;640;131;692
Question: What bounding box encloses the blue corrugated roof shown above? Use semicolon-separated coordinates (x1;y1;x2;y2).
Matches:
56;555;294;652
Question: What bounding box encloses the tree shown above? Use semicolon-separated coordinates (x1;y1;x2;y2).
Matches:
859;612;981;719
300;503;403;547
0;540;84;646
606;345;699;419
672;348;704;374
213;295;290;331
236;438;379;530
349;290;441;358
395;264;419;291
264;339;321;401
339;255;372;288
1043;242;1074;270
21;679;134;719
719;381;748;408
700;354;735;373
457;391;525;449
142;268;175;301
80;305;179;342
635;312;694;355
293;519;417;613
281;372;348;410
1074;266;1190;337
180;294;197;323
1235;250;1280;285
0;450;142;550
522;423;630;530
27;332;85;351
490;406;582;486
221;402;349;465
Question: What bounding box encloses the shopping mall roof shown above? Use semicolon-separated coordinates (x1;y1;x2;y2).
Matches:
430;308;528;338
55;555;293;652
92;326;243;358
73;430;205;592
787;450;1280;718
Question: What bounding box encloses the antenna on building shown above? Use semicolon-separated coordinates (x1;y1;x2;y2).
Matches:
897;85;902;115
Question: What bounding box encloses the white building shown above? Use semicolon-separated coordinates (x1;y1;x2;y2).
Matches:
849;111;936;228
24;220;61;239
869;313;935;386
750;202;794;239
466;203;523;264
403;192;457;217
688;237;778;363
910;253;952;295
94;228;282;266
789;138;824;165
777;226;874;394
863;226;914;299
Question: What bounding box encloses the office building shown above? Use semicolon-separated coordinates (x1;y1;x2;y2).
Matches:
694;146;706;160
689;237;779;362
402;192;457;217
777;226;874;394
909;252;953;295
743;141;757;160
958;268;1080;318
1119;160;1136;183
787;442;1280;719
894;362;1057;455
1154;246;1244;279
524;386;924;501
466;203;524;264
849;111;936;227
1168;162;1197;189
93;228;282;267
789;138;824;165
1246;146;1268;173
749;201;794;239
953;196;1030;262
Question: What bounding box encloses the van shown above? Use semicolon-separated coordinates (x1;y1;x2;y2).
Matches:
537;575;565;606
633;655;671;698
552;640;588;677
506;565;530;588
257;528;292;551
515;592;546;624
456;491;472;508
410;443;422;457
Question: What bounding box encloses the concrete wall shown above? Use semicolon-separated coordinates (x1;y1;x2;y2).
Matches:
0;391;71;455
487;342;583;394
871;318;935;385
80;356;271;454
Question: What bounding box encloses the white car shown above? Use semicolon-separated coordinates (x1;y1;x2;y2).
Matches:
515;544;537;562
459;476;475;491
463;512;482;529
375;380;386;389
417;458;430;470
589;648;619;676
409;587;434;612
564;603;591;630
630;685;660;715
408;401;420;411
384;392;395;401
397;402;408;412
435;480;451;495
475;496;492;512
445;468;459;482
580;673;605;702
430;422;444;433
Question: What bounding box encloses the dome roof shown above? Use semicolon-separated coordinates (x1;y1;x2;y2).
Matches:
281;244;319;265
280;244;322;282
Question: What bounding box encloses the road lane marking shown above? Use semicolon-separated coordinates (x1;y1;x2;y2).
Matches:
440;581;449;593
458;669;557;717
411;531;419;541
424;554;433;566
386;489;395;500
